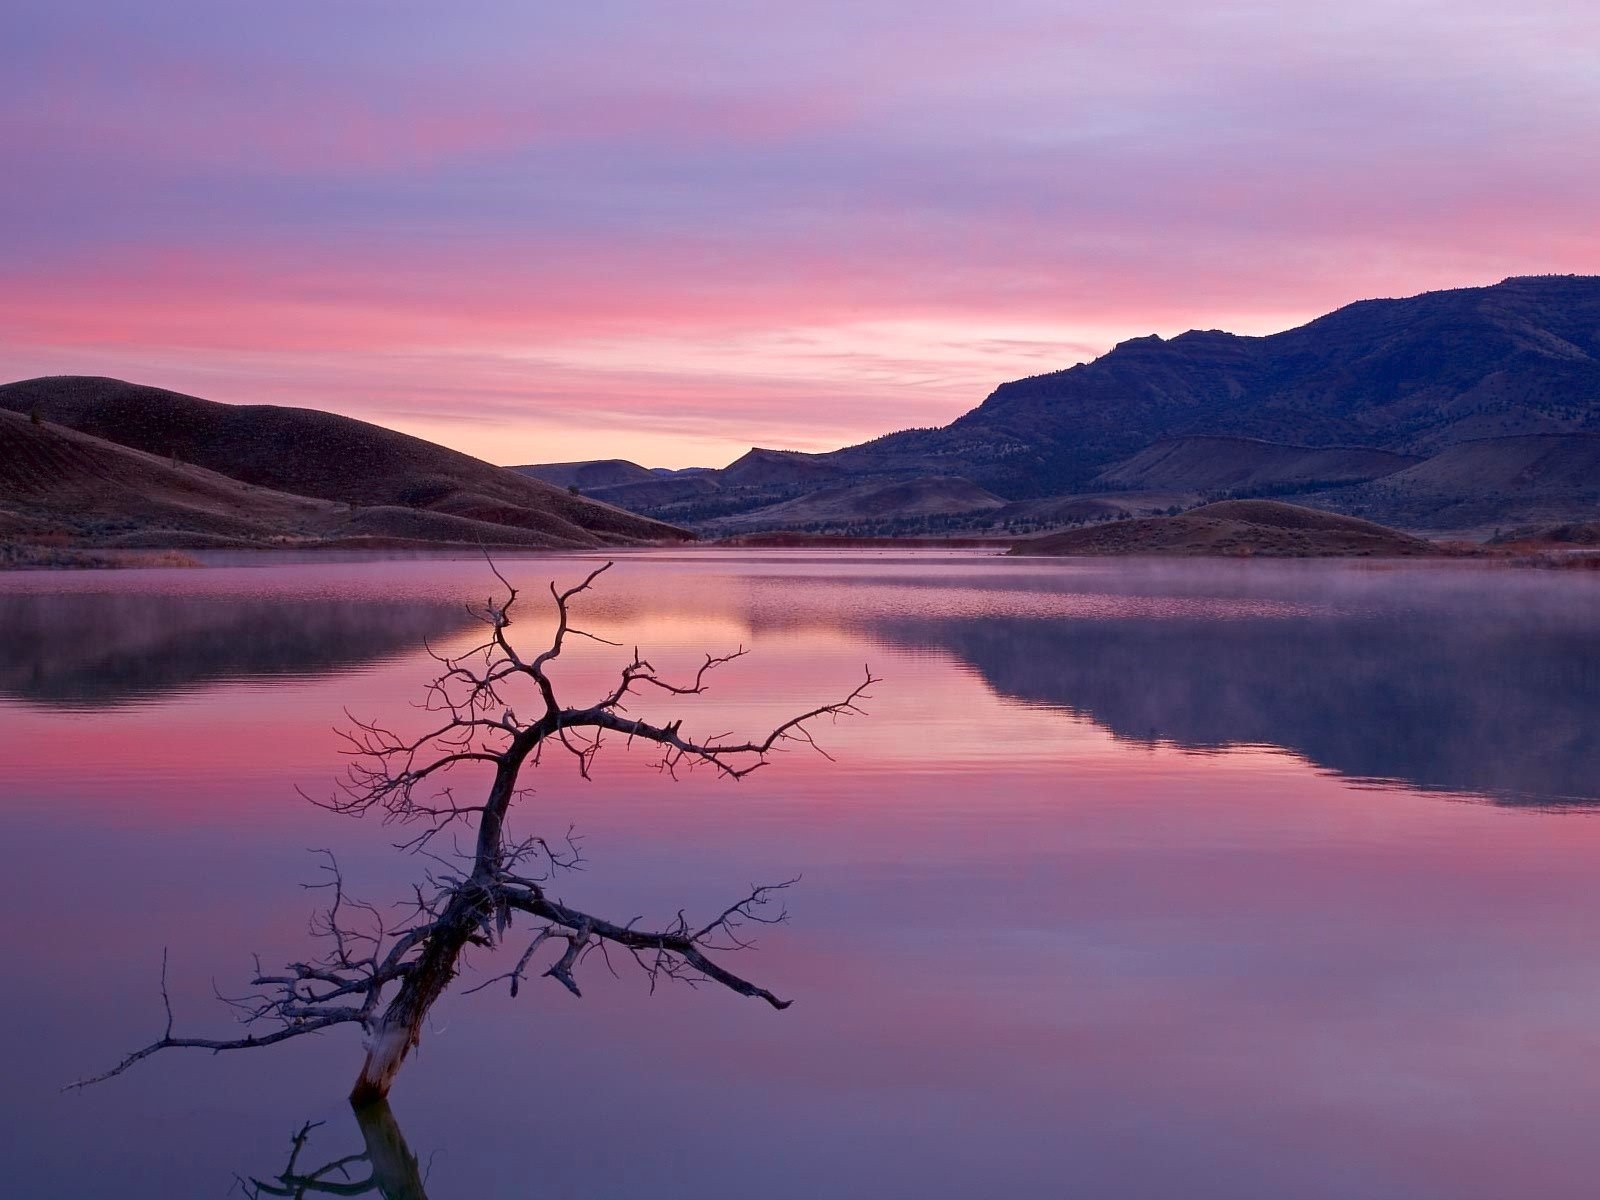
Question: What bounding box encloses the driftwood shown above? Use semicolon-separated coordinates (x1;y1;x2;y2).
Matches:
73;561;874;1102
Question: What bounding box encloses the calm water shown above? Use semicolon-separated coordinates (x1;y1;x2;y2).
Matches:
3;550;1599;1198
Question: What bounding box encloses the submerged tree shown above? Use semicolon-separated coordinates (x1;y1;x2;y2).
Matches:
237;1103;429;1200
75;562;874;1103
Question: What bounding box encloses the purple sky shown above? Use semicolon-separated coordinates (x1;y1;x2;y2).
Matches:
3;1;1597;466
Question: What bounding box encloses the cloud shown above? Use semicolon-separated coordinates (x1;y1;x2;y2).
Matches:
1;0;1596;465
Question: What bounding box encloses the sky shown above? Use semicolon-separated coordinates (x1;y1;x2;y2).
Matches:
2;1;1597;468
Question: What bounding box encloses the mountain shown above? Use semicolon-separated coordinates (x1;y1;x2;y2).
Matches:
1008;499;1439;557
826;275;1600;498
0;376;689;548
582;276;1599;535
511;459;655;490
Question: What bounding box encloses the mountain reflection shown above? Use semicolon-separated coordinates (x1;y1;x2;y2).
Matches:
237;1102;429;1200
874;606;1600;806
0;592;475;708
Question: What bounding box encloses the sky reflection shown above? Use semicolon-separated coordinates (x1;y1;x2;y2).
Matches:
3;553;1599;1197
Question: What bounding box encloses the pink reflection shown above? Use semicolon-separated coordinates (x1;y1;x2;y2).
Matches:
5;555;1600;1197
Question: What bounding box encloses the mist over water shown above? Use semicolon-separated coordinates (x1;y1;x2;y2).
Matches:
3;551;1599;1198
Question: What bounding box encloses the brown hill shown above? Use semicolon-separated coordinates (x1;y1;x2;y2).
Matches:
0;376;688;546
1009;499;1439;557
0;410;632;551
718;447;843;488
1096;436;1419;492
0;407;337;545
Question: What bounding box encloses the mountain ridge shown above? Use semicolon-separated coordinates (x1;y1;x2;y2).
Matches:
532;275;1600;534
819;274;1600;497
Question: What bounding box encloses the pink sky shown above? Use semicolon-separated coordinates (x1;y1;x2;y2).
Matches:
3;0;1597;467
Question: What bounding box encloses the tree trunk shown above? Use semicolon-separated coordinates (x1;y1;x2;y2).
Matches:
349;898;482;1104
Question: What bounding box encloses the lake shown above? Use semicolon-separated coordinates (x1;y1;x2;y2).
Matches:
3;550;1599;1198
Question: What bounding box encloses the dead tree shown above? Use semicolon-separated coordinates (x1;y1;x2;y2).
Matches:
74;561;874;1104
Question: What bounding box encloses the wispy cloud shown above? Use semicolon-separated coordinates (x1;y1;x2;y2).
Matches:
1;0;1595;465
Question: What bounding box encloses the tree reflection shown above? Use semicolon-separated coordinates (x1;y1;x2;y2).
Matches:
236;1102;429;1200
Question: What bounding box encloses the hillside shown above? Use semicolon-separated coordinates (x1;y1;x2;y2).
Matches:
703;475;1005;533
1009;500;1439;557
719;447;843;488
832;275;1600;497
0;376;689;547
0;410;654;551
1096;436;1419;492
511;459;655;490
1307;433;1600;531
0;408;338;546
582;474;722;510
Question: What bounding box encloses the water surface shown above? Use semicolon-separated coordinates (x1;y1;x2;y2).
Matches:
2;551;1598;1198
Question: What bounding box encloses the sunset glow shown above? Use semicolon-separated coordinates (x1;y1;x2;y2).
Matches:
4;1;1598;466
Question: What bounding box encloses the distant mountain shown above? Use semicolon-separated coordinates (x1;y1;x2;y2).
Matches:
718;447;843;488
511;459;655;490
580;275;1600;535
0;376;689;548
827;275;1600;497
580;474;722;510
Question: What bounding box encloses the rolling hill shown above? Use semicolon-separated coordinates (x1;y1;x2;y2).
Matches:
0;409;671;552
0;407;339;546
0;376;689;549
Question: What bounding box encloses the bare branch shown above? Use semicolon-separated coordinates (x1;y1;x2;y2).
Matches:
81;560;867;1101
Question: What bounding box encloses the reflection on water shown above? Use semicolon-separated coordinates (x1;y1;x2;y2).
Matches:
6;553;1600;1199
0;592;475;707
874;605;1600;805
239;1103;429;1200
